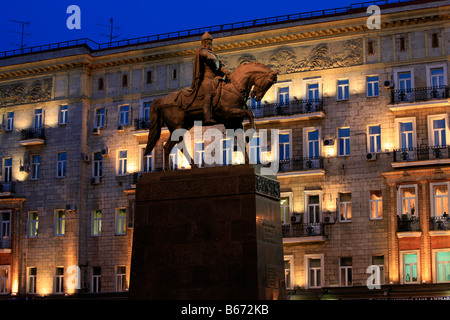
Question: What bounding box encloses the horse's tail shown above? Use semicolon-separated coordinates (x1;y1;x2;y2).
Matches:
144;98;162;156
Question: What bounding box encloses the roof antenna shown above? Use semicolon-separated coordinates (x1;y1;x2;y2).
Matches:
8;20;31;50
97;18;121;47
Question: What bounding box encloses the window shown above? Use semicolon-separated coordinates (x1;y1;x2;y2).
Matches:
55;210;66;236
0;212;10;248
431;182;449;217
3;158;12;182
249;98;261;109
116;208;127;235
122;74;128;87
221;139;232;166
59;105;68;125
94;108;105;129
284;256;294;290
280;195;291;225
432;33;439;48
306;255;323;288
366;76;379;97
143;102;151;121
30;155;40;180
436;251;450;283
396;119;416;150
116;266;127;292
167;145;190;170
93;152;103;178
428;115;448;147
306;194;320;224
194;142;205;168
278;87;289;105
92;267;101;293
305;129;320;158
279;132;291;161
402;252;419;284
119;105;130;126
339;257;353;286
399;185;418;217
92;210;102;236
142;149;153;173
146;71;152;84
367;41;375;55
34;109;43;129
368;125;381;153
398;71;412;91
55;267;64;294
0;266;9;294
431;67;444;88
118;150;127;175
57;152;67;178
172;68;177;80
370;190;383;220
98;77;104;90
27;267;37;294
306;82;320;102
337;79;349;101
372;256;385;285
28;212;38;238
339;193;352;222
6;112;13;131
338;128;350;156
399;37;406;51
249;135;261;164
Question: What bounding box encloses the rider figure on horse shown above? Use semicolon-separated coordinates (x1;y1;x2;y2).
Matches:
192;32;230;125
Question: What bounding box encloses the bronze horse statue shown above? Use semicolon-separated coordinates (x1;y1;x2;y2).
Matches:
144;62;278;170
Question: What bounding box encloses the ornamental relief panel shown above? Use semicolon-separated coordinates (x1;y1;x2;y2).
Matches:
227;38;363;74
0;78;53;106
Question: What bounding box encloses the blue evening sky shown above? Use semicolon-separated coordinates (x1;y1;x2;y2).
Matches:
0;0;366;52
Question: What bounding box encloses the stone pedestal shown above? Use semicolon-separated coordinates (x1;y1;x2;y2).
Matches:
129;165;285;300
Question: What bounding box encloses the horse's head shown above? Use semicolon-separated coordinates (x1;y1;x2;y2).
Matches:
250;69;278;101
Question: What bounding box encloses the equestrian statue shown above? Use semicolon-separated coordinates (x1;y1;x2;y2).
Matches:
144;31;278;169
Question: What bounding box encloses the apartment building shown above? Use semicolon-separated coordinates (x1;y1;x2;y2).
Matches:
0;0;449;299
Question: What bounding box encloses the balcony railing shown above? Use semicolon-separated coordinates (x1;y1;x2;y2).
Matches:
393;145;450;163
134;118;150;131
251;99;323;119
282;223;325;238
390;86;449;105
278;157;324;173
430;216;450;231
20;128;46;141
0;182;15;194
397;215;420;232
0;238;11;249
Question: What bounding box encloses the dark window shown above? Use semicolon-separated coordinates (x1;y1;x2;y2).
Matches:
367;41;374;55
98;78;104;90
399;37;406;51
146;71;152;84
122;74;128;87
432;33;439;48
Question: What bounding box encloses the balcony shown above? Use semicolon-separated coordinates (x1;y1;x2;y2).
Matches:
282;223;326;243
0;182;15;197
430;216;450;232
392;146;450;168
19;128;46;146
277;157;325;178
388;86;449;111
0;237;11;250
251;99;323;119
397;215;420;236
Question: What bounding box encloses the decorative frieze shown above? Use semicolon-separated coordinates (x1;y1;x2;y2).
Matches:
0;78;52;106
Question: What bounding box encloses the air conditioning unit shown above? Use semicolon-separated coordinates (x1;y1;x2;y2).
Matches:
291;215;302;223
384;80;394;89
323;215;335;224
82;153;91;163
366;152;377;161
91;177;101;185
93;127;100;135
117;125;124;132
323;139;334;146
101;148;110;157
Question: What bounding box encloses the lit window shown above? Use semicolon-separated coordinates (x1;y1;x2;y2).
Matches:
28;212;38;238
436;251;450;283
366;76;379;97
432;183;449;217
307;257;322;288
339;257;353;286
370;190;383;220
118;150;127;175
116;208;127;235
400;186;418;217
284;256;294;290
55;210;66;236
338;128;350;156
0;266;10;294
403;253;418;283
280;196;290;225
368;125;381;153
27;267;36;294
339;193;352;222
59;105;68;125
57;152;67;178
92;210;102;236
337;79;349;101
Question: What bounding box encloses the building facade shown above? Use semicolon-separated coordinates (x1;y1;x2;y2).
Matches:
0;0;449;299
